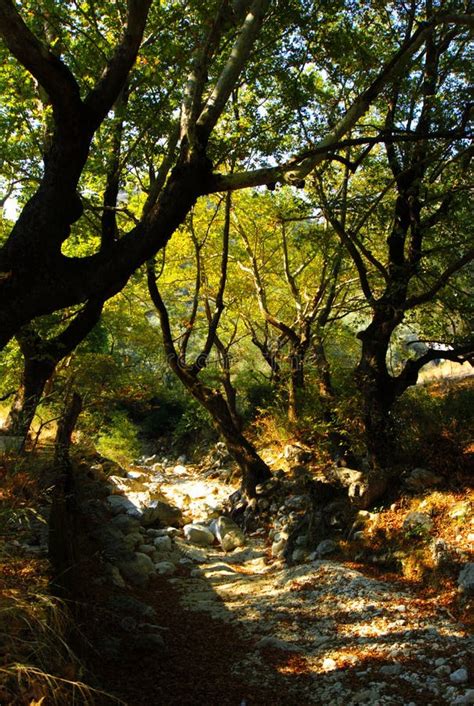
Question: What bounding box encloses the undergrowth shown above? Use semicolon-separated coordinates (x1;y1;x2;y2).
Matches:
0;454;121;705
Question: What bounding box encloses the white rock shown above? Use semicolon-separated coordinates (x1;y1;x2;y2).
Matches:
211;516;246;552
451;668;469;684
322;657;337;670
271;538;287;558
173;464;187;475
127;470;144;480
183;523;215;546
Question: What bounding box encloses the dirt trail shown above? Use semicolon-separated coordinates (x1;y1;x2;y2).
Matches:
76;457;474;706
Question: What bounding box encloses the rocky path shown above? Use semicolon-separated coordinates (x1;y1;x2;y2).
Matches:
81;452;473;705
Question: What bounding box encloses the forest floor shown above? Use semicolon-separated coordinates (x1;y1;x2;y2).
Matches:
0;377;473;705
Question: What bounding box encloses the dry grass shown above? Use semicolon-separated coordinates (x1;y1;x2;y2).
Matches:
0;455;121;705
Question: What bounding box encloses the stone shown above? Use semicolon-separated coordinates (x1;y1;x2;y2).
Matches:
105;563;126;588
127;470;144;480
322;657;337;670
155;561;176;576
380;663;402;676
315;539;338;557
138;543;155;555
141;501;182;527
153;535;172;553
211;516;246;552
110;514;141;534
122;532;143;551
291;548;307;563
450;668;469;684
255;477;280;496
285;494;311;511
452;689;474;705
108;594;157;620
173;464;187;475
458;563;474;594
271;538;287;558
183;523;215;546
117;552;155;586
403;511;433;533
106;494;142;517
431;539;454;568
405;467;443;490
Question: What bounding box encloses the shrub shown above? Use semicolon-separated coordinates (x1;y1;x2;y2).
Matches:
95;410;141;465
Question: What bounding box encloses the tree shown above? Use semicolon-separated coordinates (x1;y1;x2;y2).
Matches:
148;193;272;499
234;191;347;424
314;5;473;487
1;0;471;351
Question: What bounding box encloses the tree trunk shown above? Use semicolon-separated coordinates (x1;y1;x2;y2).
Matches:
49;391;82;596
3;356;55;445
288;345;305;423
181;373;272;498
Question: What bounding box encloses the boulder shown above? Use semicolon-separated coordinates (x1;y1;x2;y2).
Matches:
291;548;307;563
154;561;176;576
128;633;166;652
141;501;182;528
183;523;215;547
122;532;144;551
106;494;142;518
211;516;246;552
271;538;287;558
450;668;469;684
108;595;156;620
458;563;474;595
153;535;172;553
405;467;443;491
117;552;155;586
110;514;141;534
104;563;126;588
315;539;338;557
